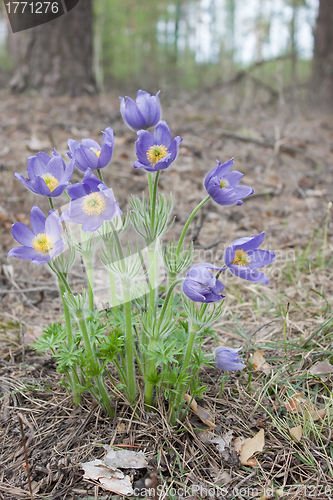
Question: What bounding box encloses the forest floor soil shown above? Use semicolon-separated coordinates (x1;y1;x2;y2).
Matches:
0;88;333;499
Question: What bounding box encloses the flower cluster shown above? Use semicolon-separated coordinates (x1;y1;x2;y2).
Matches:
7;88;277;422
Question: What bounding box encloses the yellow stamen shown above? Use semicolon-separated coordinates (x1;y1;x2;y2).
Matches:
91;147;101;158
146;144;169;165
220;178;229;189
82;192;106;215
42;174;59;193
32;233;54;253
231;249;251;266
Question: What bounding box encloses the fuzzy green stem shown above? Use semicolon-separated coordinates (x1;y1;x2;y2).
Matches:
176;195;210;257
170;325;198;424
85;257;94;311
48;197;55;210
124;287;137;403
78;314;113;416
109;271;118;314
150;171;160;231
156;278;183;333
148;173;153;198
97;169;104;183
144;358;156;407
219;371;228;399
58;273;80;405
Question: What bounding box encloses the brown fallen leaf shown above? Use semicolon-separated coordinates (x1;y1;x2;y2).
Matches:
103;446;148;469
309;360;333;376
233;436;245;453
184;394;216;429
289;425;303;442
284;392;306;412
239;429;265;466
284;392;326;421
250;350;272;375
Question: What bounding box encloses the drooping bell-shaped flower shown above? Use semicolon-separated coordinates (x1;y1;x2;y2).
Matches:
182;263;225;303
204;158;253;206
215;347;246;371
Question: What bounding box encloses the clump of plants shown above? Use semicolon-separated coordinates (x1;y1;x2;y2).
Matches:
8;90;275;424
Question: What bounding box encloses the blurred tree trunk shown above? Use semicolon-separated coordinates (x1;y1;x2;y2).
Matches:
10;0;95;96
312;0;333;108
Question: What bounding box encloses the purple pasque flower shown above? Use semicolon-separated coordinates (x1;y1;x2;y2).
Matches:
215;347;246;371
61;169;122;232
7;206;64;265
224;232;275;284
134;120;182;172
204;158;254;206
120;90;161;131
14;150;74;197
182;264;226;303
67;128;114;172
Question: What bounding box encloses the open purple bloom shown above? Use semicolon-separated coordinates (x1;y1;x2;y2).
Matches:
14;150;74;197
67;128;114;172
7;207;64;265
215;347;246;371
134;121;182;172
204;158;254;206
224;232;275;284
120;90;161;131
61;169;122;232
182;264;226;303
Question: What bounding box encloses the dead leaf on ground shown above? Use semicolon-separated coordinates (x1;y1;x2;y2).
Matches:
289;425;303;442
233;436;245;453
250;350;272;375
239;429;265;466
81;446;148;495
104;446;148;469
284;392;326;421
211;430;234;452
81;459;133;495
184;394;216;429
309;359;333;376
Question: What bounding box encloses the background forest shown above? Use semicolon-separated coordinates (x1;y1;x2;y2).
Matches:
0;0;330;104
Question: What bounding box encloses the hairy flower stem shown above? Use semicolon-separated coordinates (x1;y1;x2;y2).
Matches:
97;169;104;183
48;197;55;210
147;172;160;327
54;269;80;405
109;271;118;314
170;325;198;425
176;195;210;257
156;279;183;332
145;279;183;407
150;171;160;231
123;287;137;403
77;314;113;417
84;256;94;311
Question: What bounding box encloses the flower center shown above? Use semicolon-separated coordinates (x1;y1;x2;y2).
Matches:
146;144;169;165
231;249;251;266
220;178;230;189
42;174;59;193
90;147;101;158
82;192;107;215
32;233;54;253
